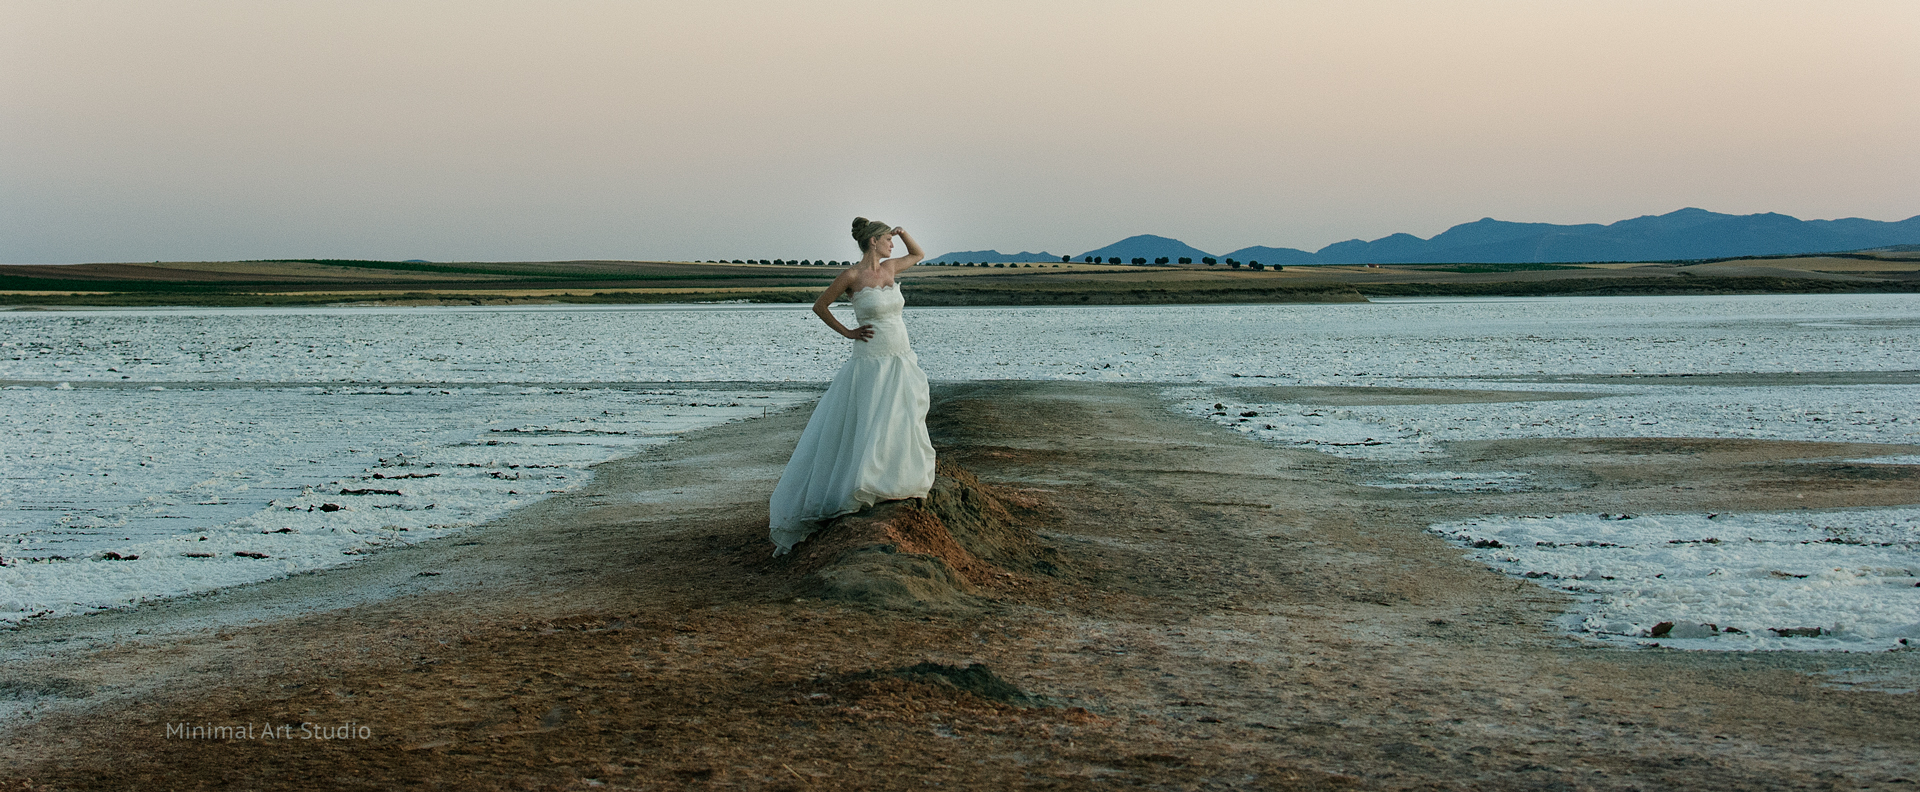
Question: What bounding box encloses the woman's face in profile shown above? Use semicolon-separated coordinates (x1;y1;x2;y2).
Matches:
870;233;894;257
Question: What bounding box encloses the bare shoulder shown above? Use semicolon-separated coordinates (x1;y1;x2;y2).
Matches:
826;266;870;289
815;268;858;303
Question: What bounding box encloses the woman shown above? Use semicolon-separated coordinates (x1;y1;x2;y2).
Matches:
768;217;936;555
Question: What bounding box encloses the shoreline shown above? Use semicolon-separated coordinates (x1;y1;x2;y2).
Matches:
3;382;1916;789
0;384;824;627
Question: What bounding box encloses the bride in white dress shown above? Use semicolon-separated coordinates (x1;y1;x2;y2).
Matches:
768;217;937;555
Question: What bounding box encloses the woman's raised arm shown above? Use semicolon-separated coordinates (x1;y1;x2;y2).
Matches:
886;228;924;273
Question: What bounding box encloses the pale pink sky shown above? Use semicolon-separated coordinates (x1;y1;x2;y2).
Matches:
3;0;1916;263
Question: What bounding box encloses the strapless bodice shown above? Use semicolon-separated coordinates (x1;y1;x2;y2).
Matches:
851;283;904;323
849;284;913;358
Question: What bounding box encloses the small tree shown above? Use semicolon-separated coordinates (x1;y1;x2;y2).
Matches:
1154;257;1169;265
1178;257;1192;265
1061;255;1071;263
1108;257;1121;264
1228;259;1241;269
1130;257;1146;265
1202;257;1216;265
1249;261;1264;271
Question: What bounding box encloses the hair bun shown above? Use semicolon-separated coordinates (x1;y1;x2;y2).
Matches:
851;216;891;244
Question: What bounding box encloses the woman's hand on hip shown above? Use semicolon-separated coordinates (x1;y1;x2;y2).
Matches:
845;324;875;342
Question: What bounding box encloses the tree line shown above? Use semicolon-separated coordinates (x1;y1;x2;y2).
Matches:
1071;255;1275;270
698;257;1278;270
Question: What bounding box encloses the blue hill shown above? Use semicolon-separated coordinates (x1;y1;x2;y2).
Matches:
1219;246;1317;265
1074;234;1213;263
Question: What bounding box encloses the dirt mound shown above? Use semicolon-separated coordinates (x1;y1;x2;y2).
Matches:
773;459;1064;610
923;461;1066;576
858;662;1052;707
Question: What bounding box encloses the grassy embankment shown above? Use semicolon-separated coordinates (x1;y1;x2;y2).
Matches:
0;259;838;307
3;253;1916;307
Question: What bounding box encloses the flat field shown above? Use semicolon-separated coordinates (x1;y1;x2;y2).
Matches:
5;252;1917;307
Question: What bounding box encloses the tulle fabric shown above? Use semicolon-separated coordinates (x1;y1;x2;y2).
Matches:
769;285;935;555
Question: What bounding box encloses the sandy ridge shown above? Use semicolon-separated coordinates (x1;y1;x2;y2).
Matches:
1;382;1916;790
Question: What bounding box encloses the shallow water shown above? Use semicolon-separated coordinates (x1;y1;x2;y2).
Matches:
4;293;1915;384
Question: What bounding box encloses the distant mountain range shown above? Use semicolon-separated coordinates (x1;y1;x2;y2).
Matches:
933;209;1920;266
924;249;1063;264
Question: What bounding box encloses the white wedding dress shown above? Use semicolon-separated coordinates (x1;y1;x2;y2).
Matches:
769;283;936;555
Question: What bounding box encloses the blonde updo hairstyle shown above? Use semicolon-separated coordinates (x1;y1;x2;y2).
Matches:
851;217;892;252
